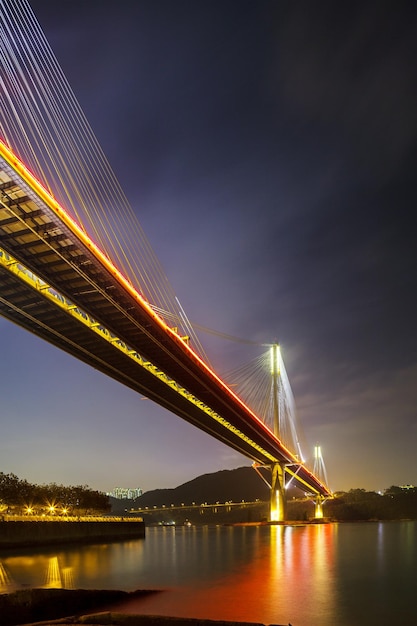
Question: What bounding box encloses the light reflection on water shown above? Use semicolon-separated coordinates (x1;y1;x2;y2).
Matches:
0;521;415;626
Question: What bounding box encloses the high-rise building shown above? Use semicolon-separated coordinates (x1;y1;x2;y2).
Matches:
107;487;142;500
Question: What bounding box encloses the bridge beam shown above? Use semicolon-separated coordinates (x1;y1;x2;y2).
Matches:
270;462;286;522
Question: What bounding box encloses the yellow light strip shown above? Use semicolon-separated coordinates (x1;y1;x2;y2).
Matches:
0;246;277;464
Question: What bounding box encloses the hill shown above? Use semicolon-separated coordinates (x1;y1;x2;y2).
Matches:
133;466;272;508
111;470;417;521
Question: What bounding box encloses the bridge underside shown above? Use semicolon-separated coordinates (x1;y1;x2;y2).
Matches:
0;258;277;464
0;144;331;498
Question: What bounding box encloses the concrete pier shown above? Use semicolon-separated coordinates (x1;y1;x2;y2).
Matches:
0;519;145;548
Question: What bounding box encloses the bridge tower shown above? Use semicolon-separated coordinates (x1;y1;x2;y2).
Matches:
269;343;286;521
312;444;329;519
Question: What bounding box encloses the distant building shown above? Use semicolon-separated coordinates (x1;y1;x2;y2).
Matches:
107;487;142;500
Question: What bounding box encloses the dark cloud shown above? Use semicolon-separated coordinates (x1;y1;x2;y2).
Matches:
277;2;416;177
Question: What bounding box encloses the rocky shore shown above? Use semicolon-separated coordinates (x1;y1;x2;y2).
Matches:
0;589;289;626
0;588;153;624
25;615;289;625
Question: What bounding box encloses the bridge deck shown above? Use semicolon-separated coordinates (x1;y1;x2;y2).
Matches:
0;142;331;497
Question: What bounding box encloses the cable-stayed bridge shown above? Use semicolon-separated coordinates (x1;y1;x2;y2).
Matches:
0;0;331;520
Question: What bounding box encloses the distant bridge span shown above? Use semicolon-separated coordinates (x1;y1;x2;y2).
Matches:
0;140;331;500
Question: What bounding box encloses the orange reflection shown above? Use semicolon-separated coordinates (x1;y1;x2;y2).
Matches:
44;557;62;588
111;525;338;625
0;561;14;592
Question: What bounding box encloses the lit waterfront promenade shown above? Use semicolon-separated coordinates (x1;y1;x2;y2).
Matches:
1;514;142;522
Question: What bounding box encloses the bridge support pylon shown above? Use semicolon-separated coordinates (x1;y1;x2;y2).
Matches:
270;462;286;522
314;494;324;520
268;344;287;522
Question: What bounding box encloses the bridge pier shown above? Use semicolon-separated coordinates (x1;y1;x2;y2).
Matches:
314;494;324;519
270;462;286;522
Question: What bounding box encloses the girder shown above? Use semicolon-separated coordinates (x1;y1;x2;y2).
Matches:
0;248;279;466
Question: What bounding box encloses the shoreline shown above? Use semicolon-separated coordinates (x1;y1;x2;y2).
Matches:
0;588;289;626
26;614;289;626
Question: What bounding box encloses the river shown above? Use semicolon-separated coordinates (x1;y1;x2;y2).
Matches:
1;521;415;625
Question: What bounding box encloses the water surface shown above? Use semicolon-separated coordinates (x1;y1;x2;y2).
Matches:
1;521;415;625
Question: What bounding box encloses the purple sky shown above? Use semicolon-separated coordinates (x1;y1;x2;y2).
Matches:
1;0;416;495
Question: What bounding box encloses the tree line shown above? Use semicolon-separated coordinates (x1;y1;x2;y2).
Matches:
0;472;110;515
288;486;417;521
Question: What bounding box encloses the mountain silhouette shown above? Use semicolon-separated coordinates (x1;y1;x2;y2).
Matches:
133;466;271;508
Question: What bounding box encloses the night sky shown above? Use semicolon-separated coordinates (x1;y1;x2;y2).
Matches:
1;0;416;495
